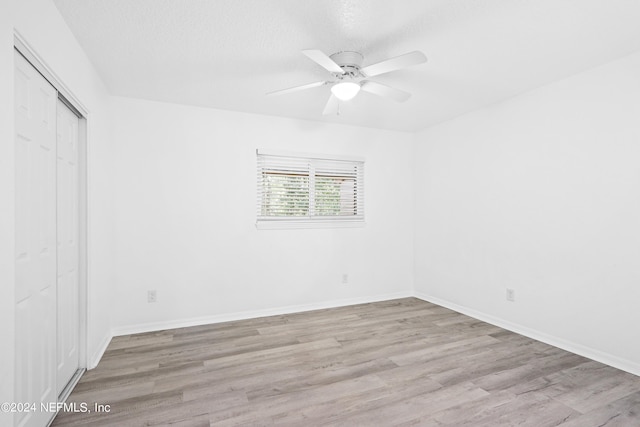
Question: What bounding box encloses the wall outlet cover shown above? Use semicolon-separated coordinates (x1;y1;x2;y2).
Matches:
147;290;157;303
506;288;515;302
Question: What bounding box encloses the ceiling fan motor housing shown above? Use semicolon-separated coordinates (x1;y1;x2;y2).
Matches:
329;51;364;78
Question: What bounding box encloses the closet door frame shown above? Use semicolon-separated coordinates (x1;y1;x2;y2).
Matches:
14;33;89;400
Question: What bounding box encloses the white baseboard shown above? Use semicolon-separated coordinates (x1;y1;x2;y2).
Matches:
88;332;112;369
96;290;640;378
111;291;413;337
414;291;640;377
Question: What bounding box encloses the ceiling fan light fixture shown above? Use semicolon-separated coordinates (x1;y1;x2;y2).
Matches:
331;81;360;101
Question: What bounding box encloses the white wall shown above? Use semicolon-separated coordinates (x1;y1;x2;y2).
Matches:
414;50;640;374
0;2;16;423
111;97;414;333
0;4;115;419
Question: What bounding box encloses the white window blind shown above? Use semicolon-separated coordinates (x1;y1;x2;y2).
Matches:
257;150;364;228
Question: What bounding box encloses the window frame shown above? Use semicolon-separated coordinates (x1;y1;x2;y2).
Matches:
256;149;365;230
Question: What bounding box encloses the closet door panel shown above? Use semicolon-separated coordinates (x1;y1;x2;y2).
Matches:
56;99;80;396
14;50;58;427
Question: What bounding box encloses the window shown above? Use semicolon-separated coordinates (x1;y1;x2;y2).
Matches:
257;150;364;228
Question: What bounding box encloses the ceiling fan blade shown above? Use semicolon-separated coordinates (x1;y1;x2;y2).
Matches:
360;81;411;102
360;51;427;77
267;81;327;96
322;94;339;115
302;49;345;74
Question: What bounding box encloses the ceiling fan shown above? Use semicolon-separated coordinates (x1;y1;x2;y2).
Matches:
267;49;427;115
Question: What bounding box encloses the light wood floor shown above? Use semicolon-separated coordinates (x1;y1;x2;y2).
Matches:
53;298;640;426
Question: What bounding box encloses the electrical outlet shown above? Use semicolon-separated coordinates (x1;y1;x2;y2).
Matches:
506;288;515;302
342;274;349;284
147;290;157;303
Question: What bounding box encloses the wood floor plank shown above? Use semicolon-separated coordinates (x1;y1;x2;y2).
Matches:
52;298;640;426
208;374;389;426
436;391;580;427
557;390;640;427
320;381;489;426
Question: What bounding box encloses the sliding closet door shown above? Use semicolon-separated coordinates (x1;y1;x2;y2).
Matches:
56;99;80;396
14;50;58;427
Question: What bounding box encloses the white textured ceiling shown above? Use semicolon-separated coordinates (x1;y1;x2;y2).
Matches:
53;0;640;132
